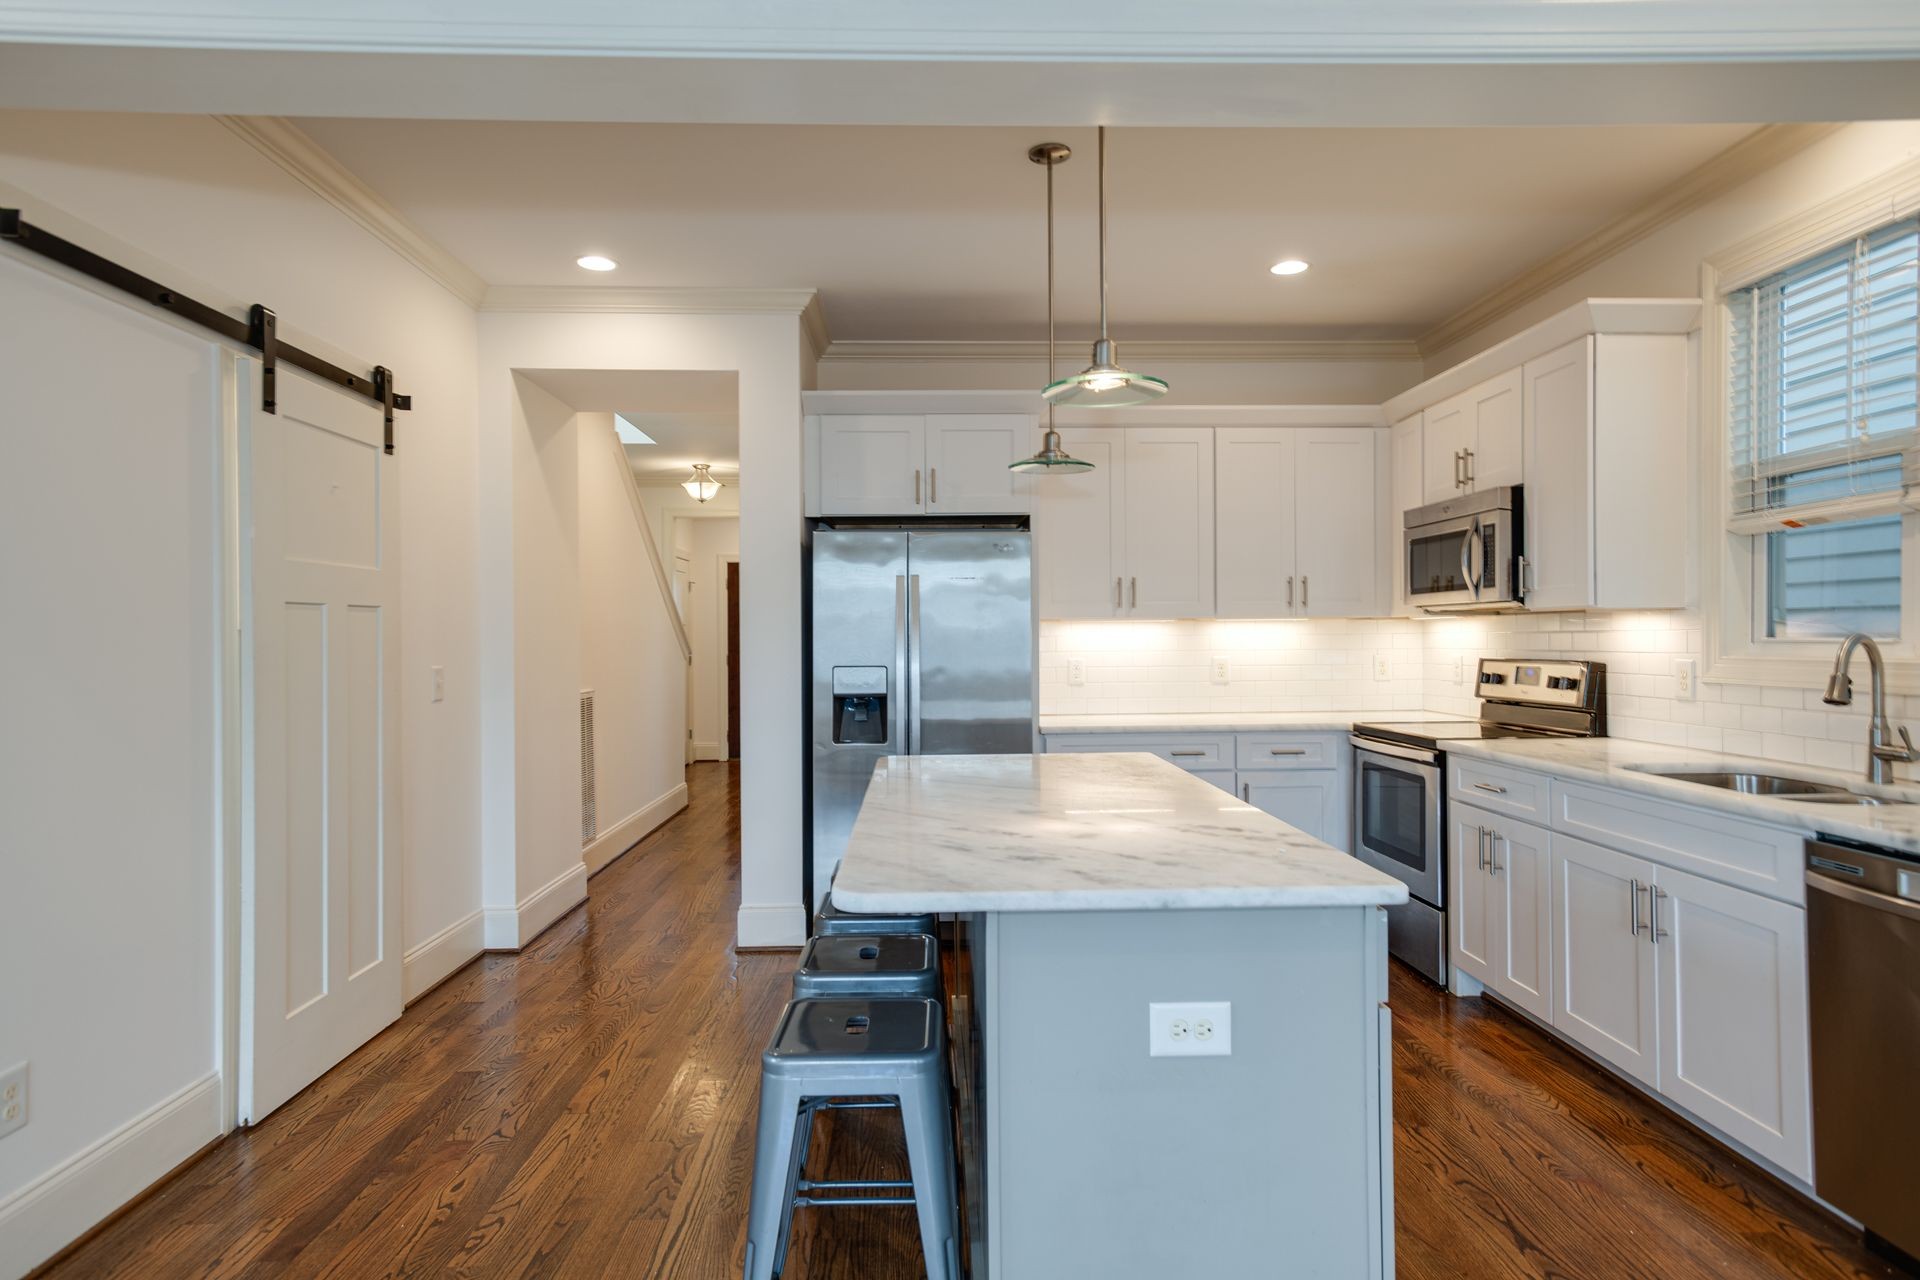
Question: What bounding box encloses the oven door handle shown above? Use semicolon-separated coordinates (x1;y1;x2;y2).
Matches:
1350;735;1442;768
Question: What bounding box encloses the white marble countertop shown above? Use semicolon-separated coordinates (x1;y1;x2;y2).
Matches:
1446;736;1920;855
1038;710;1455;735
831;752;1408;913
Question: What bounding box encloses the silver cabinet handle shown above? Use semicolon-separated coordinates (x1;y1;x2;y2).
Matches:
1270;747;1307;756
1129;577;1137;608
1464;448;1475;486
1242;781;1252;802
1490;833;1503;875
1476;826;1488;871
1287;575;1294;609
1115;577;1123;609
1170;749;1207;758
1453;450;1464;488
928;466;937;505
1472;782;1506;795
914;468;922;505
1301;576;1308;610
1650;884;1670;943
1629;879;1644;937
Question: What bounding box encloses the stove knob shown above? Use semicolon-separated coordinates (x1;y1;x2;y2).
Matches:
1548;676;1578;691
1480;672;1505;685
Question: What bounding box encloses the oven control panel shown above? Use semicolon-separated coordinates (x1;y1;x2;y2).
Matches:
1476;658;1601;710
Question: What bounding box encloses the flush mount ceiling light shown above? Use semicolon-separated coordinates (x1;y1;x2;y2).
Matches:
1011;141;1094;475
682;462;722;503
1269;259;1310;276
1042;126;1167;408
576;254;618;272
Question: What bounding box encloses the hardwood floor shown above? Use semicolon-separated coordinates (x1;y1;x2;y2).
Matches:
38;761;1900;1279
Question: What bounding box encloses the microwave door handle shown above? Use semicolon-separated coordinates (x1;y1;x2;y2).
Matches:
1458;520;1474;596
1466;516;1484;598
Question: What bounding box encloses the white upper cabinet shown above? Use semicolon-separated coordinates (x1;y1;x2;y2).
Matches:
1419;368;1521;503
1216;426;1382;619
925;413;1029;515
818;414;927;515
1122;428;1216;618
1522;334;1689;611
816;413;1032;516
1036;428;1125;618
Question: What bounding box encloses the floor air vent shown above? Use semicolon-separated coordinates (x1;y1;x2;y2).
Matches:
580;689;597;846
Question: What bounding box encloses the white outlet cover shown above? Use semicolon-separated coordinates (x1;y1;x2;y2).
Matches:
0;1062;25;1139
1211;656;1230;685
1673;657;1697;701
1149;1001;1232;1057
1373;652;1392;681
1068;657;1086;687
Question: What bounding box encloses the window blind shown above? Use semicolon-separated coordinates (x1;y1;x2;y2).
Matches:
1727;216;1920;535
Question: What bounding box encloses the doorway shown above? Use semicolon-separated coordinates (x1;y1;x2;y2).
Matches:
726;559;741;759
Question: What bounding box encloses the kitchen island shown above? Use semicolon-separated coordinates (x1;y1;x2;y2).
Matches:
832;752;1407;1279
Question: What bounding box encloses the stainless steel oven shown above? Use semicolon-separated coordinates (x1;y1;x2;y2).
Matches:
1350;736;1446;981
1404;485;1522;612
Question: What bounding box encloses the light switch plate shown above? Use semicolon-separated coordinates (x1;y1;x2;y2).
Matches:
1068;657;1086;687
1149;1001;1232;1057
0;1063;26;1139
431;664;446;703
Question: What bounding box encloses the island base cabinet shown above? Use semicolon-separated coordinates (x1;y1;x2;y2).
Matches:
1654;865;1811;1180
1550;835;1659;1089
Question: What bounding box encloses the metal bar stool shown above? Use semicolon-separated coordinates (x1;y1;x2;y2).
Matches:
814;890;936;938
743;998;960;1280
791;933;940;1001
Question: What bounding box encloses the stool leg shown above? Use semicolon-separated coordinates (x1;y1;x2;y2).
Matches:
771;1099;819;1279
743;1074;804;1280
896;1075;959;1280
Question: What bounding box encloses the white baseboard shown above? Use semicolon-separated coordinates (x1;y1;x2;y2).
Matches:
484;862;590;950
737;901;808;949
692;741;726;761
402;908;485;1003
0;1072;223;1280
583;782;688;875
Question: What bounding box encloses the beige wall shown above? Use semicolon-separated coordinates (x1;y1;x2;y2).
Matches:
816;354;1424;404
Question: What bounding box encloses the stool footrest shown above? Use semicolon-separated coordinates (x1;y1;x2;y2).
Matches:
798;1178;913;1192
793;1195;917;1208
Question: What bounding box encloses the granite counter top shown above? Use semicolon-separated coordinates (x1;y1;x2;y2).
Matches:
831;752;1408;913
1446;736;1920;855
1038;710;1454;735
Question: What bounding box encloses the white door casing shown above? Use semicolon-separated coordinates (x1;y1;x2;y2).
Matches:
241;366;402;1122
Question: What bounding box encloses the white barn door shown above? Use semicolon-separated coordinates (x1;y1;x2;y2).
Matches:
241;366;402;1122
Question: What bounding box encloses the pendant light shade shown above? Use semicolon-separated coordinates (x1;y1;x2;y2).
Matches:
1011;141;1096;475
1042;126;1167;408
682;462;722;503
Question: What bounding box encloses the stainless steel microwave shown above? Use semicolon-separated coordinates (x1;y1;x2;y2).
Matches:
1404;486;1523;612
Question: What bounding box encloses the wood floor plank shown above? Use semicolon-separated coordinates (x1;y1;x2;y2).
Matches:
34;761;1901;1280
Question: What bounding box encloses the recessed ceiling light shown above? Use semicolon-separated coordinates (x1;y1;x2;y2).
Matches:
576;254;618;272
1269;259;1310;276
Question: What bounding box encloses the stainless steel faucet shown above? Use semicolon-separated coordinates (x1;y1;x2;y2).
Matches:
1822;632;1918;784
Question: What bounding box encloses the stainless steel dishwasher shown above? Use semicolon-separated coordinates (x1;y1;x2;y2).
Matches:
1806;836;1920;1268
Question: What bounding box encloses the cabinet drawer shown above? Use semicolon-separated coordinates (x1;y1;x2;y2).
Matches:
1448;757;1549;821
1042;733;1232;773
1236;733;1342;771
1551;781;1804;904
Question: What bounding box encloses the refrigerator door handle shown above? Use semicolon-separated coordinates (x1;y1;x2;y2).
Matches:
907;573;923;755
894;574;910;750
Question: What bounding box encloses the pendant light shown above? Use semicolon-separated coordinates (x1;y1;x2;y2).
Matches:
682;462;722;503
1042;126;1168;408
1011;141;1094;475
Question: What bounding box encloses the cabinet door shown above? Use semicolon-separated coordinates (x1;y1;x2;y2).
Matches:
1214;428;1297;617
1654;866;1812;1179
1488;815;1553;1022
1421;394;1473;502
1122;427;1215;618
1295;429;1381;618
1466;368;1524;492
1389;413;1421;616
818;415;926;515
1450;806;1495;985
925;413;1030;515
1521;338;1594;610
1035;429;1125;619
1241;773;1337;844
1551;835;1658;1087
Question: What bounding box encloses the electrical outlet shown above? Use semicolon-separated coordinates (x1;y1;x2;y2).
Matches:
0;1063;26;1139
1453;655;1465;685
1373;652;1392;681
1211;656;1230;685
1068;657;1086;687
1673;657;1696;701
1149;1002;1232;1057
431;664;446;703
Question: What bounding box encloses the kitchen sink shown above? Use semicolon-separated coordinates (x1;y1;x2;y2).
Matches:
1644;771;1891;805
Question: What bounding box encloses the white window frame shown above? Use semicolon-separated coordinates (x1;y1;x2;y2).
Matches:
1702;152;1920;693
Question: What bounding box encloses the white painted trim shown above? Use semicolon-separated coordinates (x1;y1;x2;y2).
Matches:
484;862;589;950
1705;150;1920;292
480;285;821;316
213;117;489;308
1417;125;1842;358
820;338;1422;365
0;1073;223;1279
401;909;486;1003
583;782;689;875
692;740;727;761
737;901;807;950
1381;298;1702;421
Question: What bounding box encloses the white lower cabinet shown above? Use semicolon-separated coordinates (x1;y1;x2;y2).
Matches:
1550;834;1660;1088
1451;803;1551;1021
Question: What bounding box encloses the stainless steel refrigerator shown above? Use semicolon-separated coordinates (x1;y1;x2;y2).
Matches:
807;523;1035;908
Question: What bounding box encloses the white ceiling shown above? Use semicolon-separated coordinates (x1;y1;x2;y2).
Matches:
297;120;1758;343
517;368;738;481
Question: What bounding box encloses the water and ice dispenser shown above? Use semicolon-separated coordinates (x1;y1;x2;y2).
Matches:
831;666;889;745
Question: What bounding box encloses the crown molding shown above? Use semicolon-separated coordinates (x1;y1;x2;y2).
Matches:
1416;122;1845;360
214;115;490;308
481;283;822;317
818;338;1421;365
